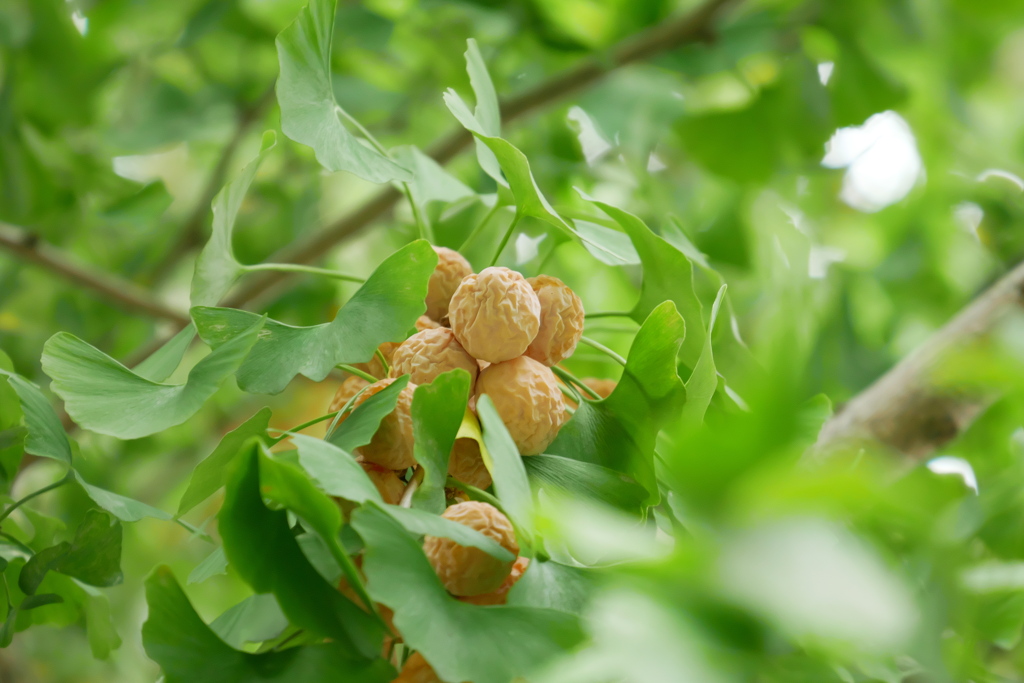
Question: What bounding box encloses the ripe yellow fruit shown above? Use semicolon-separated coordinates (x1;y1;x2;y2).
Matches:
458;556;530;606
390;328;479;389
426;246;473;322
474;356;566;455
330;375;370;413
393;652;443;683
447;438;492;490
423;501;519;596
415;315;441;332
361;461;405;505
344;378;418;470
525;275;584;366
449;267;540;363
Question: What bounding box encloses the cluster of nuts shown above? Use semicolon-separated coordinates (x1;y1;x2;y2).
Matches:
326;246;608;682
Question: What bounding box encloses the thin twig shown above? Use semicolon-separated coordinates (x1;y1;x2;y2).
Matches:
222;0;741;309
0;222;190;326
814;258;1024;459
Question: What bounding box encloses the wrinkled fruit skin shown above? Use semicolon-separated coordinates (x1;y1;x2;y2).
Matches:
393;652;443;683
390;328;479;390
458;556;530;606
361;461;405;505
415;315;441;332
354;341;400;380
423;501;519;596
447;438;492;490
426;247;473;322
475;356;566;455
525;275;584;366
449;267;540;363
345;378;418;470
330;375;370;413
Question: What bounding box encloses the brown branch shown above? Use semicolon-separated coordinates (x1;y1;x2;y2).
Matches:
148;85;277;284
0;221;190;327
813;259;1024;459
221;0;741;309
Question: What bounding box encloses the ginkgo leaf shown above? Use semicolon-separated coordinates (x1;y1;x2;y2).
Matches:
0;369;72;464
192;241;435;395
190;132;276;307
41;318;264;439
276;0;411;183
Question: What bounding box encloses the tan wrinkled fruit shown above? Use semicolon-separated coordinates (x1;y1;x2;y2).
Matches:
393;652;444;683
423;501;519;596
361;461;405;505
330;376;370;413
343;378;418;470
458;556;530;606
449;267;541;363
426;247;473;322
525;275;584;366
415;315;441;332
353;341;400;380
389;328;479;389
583;377;617;399
474;356;566;455
447;438;491;490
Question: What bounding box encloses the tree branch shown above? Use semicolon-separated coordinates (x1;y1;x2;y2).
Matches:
221;0;741;309
813;259;1024;459
0;221;190;327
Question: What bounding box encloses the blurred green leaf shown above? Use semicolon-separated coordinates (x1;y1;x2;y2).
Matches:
681;284;727;426
507;559;595;615
20;510;122;595
188;547;228;585
276;0;411;183
209;594;288;649
0;369;71;464
73;471;175;524
41;318;264;439
523;455;648;513
477;395;536;542
192;241;436;394
327;376;409;452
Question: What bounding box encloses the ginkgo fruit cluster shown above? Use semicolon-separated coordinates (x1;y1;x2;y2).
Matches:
326;246;614;682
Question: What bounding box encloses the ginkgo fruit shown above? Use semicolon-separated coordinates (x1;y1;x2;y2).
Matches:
426;246;473;322
330;375;370;413
447;437;491;490
344;378;418;470
423;501;518;596
390;328;479;389
474;356;566;455
449;267;541;363
525;275;584;366
458;556;530;606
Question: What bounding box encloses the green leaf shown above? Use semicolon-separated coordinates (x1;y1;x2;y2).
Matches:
293;434;382;503
142;567;395;683
523;455;648;513
71;580;122;659
133;323;197;383
0;370;72;464
177;408;272;516
351;505;583;683
411;370;471;513
192;241;436;394
463;38;504;186
219;446;383;657
549;301;686;499
41;317;265;439
209;594;288;649
586;196;703;366
188;547;228;585
73;470;173;523
276;0;411;183
392;145;474;209
507;559;595;615
476;396;535;542
191;132;277;307
19;509;122;595
328;375;409;452
681;284;727;426
0;593;64;648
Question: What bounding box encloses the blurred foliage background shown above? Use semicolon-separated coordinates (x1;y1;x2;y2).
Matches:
3;0;1024;680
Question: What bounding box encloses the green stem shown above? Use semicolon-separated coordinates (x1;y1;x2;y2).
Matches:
551;366;602;400
557;382;582;406
579;336;627;366
458;201;501;252
243;263;364;283
325;384;373;438
374;348;391;377
585;311;633;320
336;364;378;384
0;472;72;527
488;214;521;267
269;411;341;445
0;531;32;555
445;477;504;510
402;183;434;243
